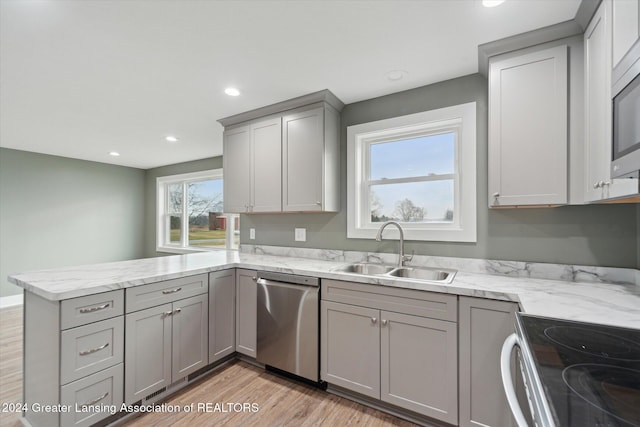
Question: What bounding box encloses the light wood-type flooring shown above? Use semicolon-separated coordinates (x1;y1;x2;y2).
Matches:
0;305;423;427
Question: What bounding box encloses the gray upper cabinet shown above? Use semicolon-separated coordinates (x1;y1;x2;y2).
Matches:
488;45;569;207
220;90;343;214
223;126;251;213
209;269;236;364
612;0;640;72
223;118;282;213
251;118;282;212
585;0;639;202
282;105;340;212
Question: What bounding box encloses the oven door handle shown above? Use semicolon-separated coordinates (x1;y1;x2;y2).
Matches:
501;333;529;427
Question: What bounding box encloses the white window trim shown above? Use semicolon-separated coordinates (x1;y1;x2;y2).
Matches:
347;102;477;242
156;169;238;254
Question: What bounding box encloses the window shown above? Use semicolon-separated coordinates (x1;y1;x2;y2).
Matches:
347;102;476;242
156;170;239;253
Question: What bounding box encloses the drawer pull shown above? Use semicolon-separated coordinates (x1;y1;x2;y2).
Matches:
79;303;110;314
79;342;110;356
162;310;174;318
80;392;109;408
162;287;182;295
173;308;182;315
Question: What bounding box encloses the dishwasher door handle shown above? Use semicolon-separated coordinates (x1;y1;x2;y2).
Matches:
501;333;529;427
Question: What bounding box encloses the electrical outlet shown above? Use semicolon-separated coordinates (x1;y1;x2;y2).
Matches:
249;228;256;240
294;228;306;242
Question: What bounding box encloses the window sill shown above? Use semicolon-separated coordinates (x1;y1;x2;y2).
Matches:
156;246;233;255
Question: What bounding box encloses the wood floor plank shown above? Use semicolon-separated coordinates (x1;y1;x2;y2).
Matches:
0;305;426;427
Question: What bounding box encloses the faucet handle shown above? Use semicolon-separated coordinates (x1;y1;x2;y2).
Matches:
402;251;414;265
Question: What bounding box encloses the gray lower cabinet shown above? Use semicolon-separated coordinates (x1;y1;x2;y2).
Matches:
125;278;208;404
322;301;380;397
24;290;125;427
321;280;458;425
235;269;257;357
208;270;236;363
458;296;522;427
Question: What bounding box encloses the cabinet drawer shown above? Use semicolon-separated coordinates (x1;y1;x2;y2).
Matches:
126;274;208;313
61;317;124;385
60;363;123;427
61;290;124;330
322;279;457;322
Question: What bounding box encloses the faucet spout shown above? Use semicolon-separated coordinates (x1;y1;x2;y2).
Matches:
375;221;406;267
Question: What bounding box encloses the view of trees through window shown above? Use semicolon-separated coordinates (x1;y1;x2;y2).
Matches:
368;132;455;223
167;178;238;248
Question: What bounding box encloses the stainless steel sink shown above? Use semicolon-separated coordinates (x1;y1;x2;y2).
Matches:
387;267;455;283
334;263;456;284
336;263;395;275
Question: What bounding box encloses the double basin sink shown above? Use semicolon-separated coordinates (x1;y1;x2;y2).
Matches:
334;263;456;284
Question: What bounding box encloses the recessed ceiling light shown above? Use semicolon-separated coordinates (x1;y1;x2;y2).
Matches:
385;70;408;81
482;0;506;7
165;135;179;143
224;87;241;97
109;151;120;157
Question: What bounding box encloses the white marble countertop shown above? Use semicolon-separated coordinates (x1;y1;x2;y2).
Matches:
8;251;640;330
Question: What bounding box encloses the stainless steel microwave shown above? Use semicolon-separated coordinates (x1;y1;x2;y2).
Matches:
611;40;640;179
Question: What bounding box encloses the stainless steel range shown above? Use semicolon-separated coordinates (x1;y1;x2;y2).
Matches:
502;313;640;427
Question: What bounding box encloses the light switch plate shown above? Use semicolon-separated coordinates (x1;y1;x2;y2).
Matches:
249;228;256;240
294;228;306;242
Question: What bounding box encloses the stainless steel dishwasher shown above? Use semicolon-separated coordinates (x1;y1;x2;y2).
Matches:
256;271;320;383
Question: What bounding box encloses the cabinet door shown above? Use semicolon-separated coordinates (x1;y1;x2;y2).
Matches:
282;107;324;211
172;294;209;380
125;303;172;404
235;269;257;357
489;45;568;206
380;311;458;425
251;118;282;212
612;0;640;68
321;300;380;399
209;270;236;363
458;297;524;427
223;125;251;213
585;1;638;202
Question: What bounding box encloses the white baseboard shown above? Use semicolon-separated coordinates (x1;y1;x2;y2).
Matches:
0;293;23;309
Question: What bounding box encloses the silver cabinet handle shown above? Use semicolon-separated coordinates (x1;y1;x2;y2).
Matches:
381;319;388;326
603;181;611;186
80;392;109;408
252;276;258;282
79;342;109;356
173;308;182;315
593;182;600;189
316;201;322;205
79;303;110;314
162;287;182;295
371;317;377;324
162;310;174;318
493;192;500;198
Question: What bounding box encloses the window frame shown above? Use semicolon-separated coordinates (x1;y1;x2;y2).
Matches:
347;102;477;242
156;169;238;254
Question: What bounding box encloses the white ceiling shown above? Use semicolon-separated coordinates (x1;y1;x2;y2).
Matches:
0;0;581;169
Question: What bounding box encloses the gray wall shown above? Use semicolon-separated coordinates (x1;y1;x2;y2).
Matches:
242;74;639;268
0;148;145;297
143;157;223;257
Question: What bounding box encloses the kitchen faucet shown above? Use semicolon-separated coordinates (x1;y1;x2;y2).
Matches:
375;221;411;267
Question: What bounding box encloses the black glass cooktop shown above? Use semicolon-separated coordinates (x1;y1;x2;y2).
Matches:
519;315;640;427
